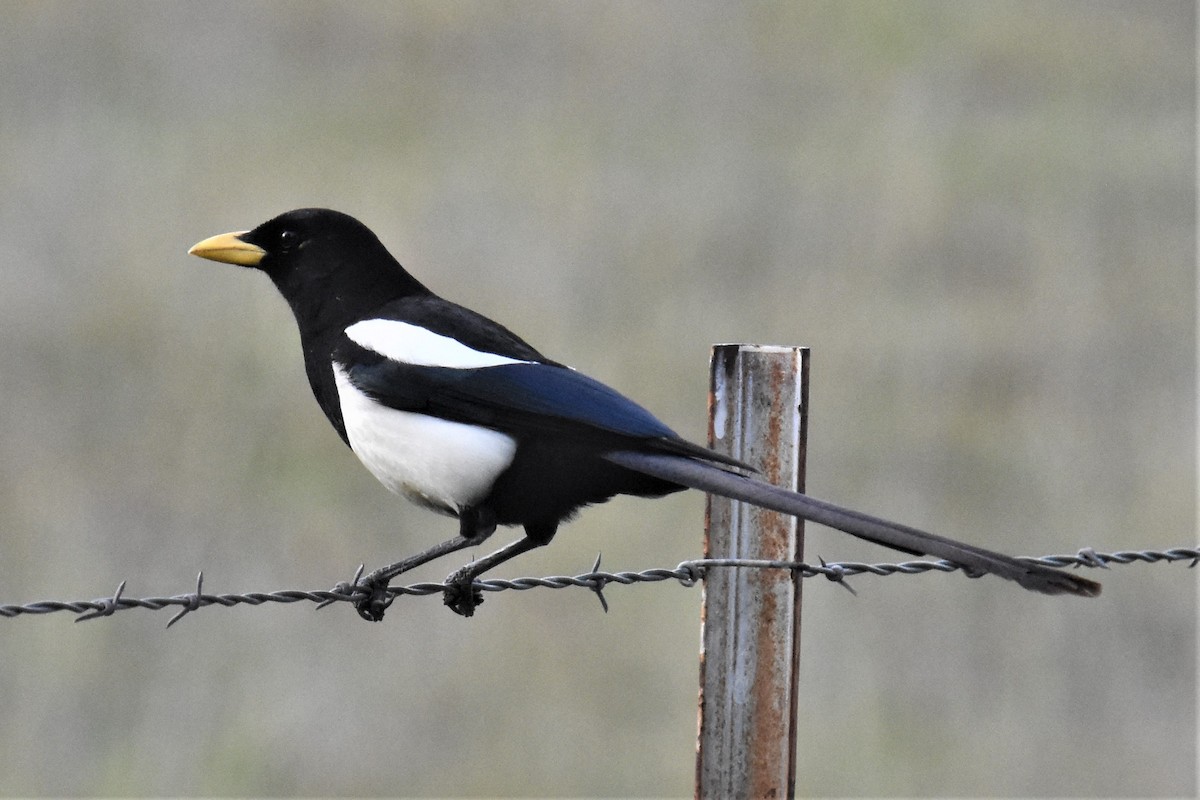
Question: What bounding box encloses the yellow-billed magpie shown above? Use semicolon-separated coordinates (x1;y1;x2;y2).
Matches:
189;208;1100;618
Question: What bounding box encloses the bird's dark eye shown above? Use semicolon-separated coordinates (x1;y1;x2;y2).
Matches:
279;229;300;248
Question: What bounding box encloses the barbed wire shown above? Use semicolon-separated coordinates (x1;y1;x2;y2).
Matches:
0;546;1194;625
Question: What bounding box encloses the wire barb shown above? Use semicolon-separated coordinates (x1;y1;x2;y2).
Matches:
818;556;857;596
75;580;127;622
589;552;610;613
1074;547;1110;570
317;564;367;610
166;572;205;628
1;546;1194;623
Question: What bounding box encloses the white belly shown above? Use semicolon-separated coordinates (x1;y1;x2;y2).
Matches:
334;365;517;515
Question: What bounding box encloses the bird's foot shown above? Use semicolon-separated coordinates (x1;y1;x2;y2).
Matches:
353;573;393;622
442;566;484;617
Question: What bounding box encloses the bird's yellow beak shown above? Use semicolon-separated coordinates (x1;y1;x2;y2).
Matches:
187;230;266;267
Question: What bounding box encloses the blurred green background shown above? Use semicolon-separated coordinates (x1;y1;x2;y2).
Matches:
0;2;1193;796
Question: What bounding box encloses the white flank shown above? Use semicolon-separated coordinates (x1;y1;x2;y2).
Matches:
334;364;517;515
345;318;530;368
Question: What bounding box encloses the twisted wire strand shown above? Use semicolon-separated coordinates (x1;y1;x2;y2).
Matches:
0;546;1194;624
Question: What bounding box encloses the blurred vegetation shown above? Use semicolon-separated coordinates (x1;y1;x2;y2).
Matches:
0;1;1193;796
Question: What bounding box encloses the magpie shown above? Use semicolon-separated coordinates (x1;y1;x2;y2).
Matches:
189;208;1100;618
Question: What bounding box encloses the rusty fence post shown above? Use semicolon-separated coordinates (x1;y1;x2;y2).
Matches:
695;344;809;800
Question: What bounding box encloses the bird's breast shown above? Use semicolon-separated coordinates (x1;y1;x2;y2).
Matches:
333;364;517;515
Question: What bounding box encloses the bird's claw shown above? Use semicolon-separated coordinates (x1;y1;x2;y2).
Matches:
443;567;484;617
354;575;392;622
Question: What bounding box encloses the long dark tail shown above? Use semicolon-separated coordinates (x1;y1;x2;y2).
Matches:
602;450;1100;597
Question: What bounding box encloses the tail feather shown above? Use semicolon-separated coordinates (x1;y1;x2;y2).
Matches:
603;450;1100;597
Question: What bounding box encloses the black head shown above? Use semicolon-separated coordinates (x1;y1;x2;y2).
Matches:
189;208;429;333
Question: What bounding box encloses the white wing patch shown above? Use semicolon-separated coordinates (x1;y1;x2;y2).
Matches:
345;318;531;369
334;364;517;515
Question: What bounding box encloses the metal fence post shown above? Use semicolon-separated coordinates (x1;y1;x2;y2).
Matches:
696;344;809;800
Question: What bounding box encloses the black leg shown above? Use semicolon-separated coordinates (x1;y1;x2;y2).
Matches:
355;506;498;621
443;522;558;617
